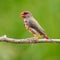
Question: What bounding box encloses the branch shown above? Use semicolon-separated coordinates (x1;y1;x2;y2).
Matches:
0;35;60;44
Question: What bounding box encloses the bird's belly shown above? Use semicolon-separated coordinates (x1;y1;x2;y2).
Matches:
24;23;42;38
29;28;42;38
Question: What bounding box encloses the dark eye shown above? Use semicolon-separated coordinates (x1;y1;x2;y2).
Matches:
24;12;28;15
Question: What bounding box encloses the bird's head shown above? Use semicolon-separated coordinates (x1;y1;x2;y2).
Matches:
21;11;32;18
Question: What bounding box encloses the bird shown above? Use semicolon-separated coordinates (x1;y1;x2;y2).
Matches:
21;11;48;39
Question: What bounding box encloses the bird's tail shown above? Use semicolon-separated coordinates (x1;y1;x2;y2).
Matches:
43;35;56;44
43;35;49;39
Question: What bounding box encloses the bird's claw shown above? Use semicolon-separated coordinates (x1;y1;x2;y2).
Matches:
26;37;38;41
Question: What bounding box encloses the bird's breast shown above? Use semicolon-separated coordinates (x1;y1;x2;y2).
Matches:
24;20;29;30
24;19;28;25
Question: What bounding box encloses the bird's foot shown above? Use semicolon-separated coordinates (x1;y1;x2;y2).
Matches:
26;37;38;41
26;38;33;40
32;37;38;40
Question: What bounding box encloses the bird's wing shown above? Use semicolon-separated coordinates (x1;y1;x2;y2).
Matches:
28;18;46;35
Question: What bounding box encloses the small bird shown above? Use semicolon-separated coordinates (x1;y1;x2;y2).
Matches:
21;11;48;39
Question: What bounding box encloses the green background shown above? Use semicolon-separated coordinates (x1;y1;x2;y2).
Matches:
0;0;60;60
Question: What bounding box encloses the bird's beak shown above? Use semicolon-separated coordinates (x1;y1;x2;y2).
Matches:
21;14;25;18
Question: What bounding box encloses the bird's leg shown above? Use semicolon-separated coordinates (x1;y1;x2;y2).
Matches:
32;34;39;41
25;37;32;40
32;37;38;40
25;37;37;40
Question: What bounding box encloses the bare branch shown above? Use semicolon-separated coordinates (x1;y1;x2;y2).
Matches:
0;35;60;44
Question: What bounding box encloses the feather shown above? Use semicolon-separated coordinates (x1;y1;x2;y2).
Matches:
28;17;46;36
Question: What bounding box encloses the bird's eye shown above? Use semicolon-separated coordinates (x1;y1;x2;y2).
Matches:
24;12;28;15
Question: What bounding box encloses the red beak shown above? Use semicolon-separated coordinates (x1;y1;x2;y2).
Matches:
21;14;25;18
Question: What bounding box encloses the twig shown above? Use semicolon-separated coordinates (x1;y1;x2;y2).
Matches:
0;35;60;44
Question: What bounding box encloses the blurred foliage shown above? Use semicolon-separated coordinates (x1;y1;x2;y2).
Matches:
0;0;60;60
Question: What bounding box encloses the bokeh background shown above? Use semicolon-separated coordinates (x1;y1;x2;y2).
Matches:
0;0;60;60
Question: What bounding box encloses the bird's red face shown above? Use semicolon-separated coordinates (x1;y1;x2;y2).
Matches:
21;12;29;18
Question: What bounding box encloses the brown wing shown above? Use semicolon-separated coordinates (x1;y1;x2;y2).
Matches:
28;18;46;35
